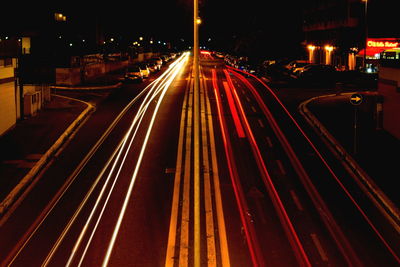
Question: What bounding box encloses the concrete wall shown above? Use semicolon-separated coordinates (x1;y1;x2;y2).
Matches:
0;66;17;136
55;60;129;86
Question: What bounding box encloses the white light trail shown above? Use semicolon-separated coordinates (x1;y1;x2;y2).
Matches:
102;53;188;266
62;52;189;266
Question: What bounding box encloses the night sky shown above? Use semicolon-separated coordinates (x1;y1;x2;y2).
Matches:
1;1;304;61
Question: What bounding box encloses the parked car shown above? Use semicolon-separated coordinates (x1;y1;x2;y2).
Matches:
137;63;150;78
285;60;310;73
296;64;338;84
146;61;160;72
291;63;316;76
125;66;143;82
151;57;163;66
160;55;170;64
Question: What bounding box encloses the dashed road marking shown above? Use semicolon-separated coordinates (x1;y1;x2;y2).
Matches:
311;233;329;262
265;136;273;148
290;190;304;211
276;159;286;175
257;119;264;128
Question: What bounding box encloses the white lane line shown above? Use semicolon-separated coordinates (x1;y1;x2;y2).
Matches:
101;54;189;267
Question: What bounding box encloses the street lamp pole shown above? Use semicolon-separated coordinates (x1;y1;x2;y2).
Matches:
193;1;200;267
363;0;368;72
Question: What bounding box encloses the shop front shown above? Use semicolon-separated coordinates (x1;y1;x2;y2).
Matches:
357;38;400;73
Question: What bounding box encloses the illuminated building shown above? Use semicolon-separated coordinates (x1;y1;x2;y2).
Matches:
302;0;364;70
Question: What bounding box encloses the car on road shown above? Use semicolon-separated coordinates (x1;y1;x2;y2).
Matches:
125;65;143;82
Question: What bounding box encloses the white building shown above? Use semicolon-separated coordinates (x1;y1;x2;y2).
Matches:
0;58;20;136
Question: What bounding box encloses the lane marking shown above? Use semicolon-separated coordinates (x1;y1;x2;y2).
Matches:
265;136;273;148
290;190;304;212
179;79;194;267
165;168;176;174
251;106;257;113
276;160;287;176
165;70;191;267
200;69;217;265
257;119;264;128
311;233;329;262
206;69;231;267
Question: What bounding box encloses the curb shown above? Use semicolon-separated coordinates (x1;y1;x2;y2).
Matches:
0;95;95;216
51;82;122;91
298;93;400;232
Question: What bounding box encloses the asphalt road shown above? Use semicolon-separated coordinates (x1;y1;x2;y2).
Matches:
1;55;400;267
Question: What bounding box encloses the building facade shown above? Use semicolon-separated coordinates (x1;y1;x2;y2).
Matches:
302;0;365;70
0;58;20;136
377;49;400;139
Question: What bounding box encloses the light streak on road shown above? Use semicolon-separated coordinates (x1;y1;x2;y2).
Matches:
222;81;245;138
223;69;312;267
228;69;361;265
102;54;188;266
211;69;265;266
227;65;400;264
38;52;189;266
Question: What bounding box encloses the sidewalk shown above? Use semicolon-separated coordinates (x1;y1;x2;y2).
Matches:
299;91;400;216
0;95;94;215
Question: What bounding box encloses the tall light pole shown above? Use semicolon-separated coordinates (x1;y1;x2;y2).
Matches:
363;0;368;72
193;1;201;267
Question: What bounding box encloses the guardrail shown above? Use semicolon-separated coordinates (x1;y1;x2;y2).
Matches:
298;93;400;233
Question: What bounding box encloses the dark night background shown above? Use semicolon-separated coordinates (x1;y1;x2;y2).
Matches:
1;0;400;62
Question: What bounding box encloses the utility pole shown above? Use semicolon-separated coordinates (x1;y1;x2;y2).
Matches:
193;0;200;266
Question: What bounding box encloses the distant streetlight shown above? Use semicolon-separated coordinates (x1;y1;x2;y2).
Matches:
54;13;67;22
139;36;143;41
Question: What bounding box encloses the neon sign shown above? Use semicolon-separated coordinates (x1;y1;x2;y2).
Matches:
367;40;399;48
